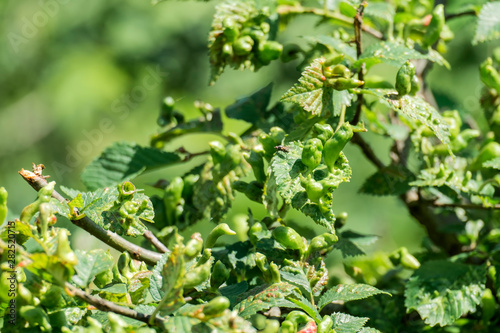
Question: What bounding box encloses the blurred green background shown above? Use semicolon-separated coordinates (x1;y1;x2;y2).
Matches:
0;0;498;273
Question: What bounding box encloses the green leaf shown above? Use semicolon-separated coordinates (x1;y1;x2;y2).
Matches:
68;193;84;212
280;271;312;295
81;141;182;191
359;164;415;196
48;307;87;327
163;316;196;333
235;282;298;318
333;230;378;258
155;238;186;315
361;89;452;154
355;40;449;70
281;58;333;117
308;36;357;61
263;170;280;217
149;252;169;302
318;284;390;311
61;185;154;237
331;312;369;333
0;220;33;245
483;157;500;169
358;328;382;333
188;149;248;224
225;83;273;125
473;2;500;44
287;291;321;323
365;2;395;25
404;260;486;327
98;283;129;303
219;281;249;306
72;249;114;288
270;141;351;231
281;58;352;118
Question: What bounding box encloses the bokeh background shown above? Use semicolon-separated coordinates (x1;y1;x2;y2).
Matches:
1;0;498;275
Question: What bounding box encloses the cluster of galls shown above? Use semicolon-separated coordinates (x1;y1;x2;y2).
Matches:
210;13;283;80
321;54;364;91
300;123;353;210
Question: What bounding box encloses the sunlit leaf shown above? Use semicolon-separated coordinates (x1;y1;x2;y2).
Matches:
355;41;449;70
473;2;500;44
72;249;114;288
235;282;298;318
331;312;369;333
81;142;182;191
318;284;390;311
404;260;486;327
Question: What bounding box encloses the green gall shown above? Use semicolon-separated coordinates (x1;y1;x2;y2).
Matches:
323;122;353;172
329;77;364;90
396;61;416;96
249;222;265;245
313;123;334;144
206;223;236;248
422;4;445;48
280;320;295;333
0;187;7;224
210;260;230;289
300;175;324;202
272;226;305;253
323;54;344;67
20;306;52;332
244;150;266;183
285;311;312;329
480;57;500;93
318;315;333;333
184;261;211;290
257;41;283;64
335;211;348;230
203;296;230;316
56;229;78;266
409;75;420;96
185;233;203;259
209;141;226;164
302;138;323;170
233;36;254;56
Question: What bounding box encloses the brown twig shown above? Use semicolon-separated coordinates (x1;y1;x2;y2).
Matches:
19;167;163;266
423;201;500;210
65;283;166;326
144;230;169;253
351;133;385;169
352;2;367;125
445;10;477;21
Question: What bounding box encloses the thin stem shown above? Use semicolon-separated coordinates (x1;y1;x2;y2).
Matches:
65;282;166;326
350;133;385;169
423;201;500;210
144;230;169;253
351;2;367;126
276;5;384;40
336;105;347;131
19;168;163;266
445;10;476;21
